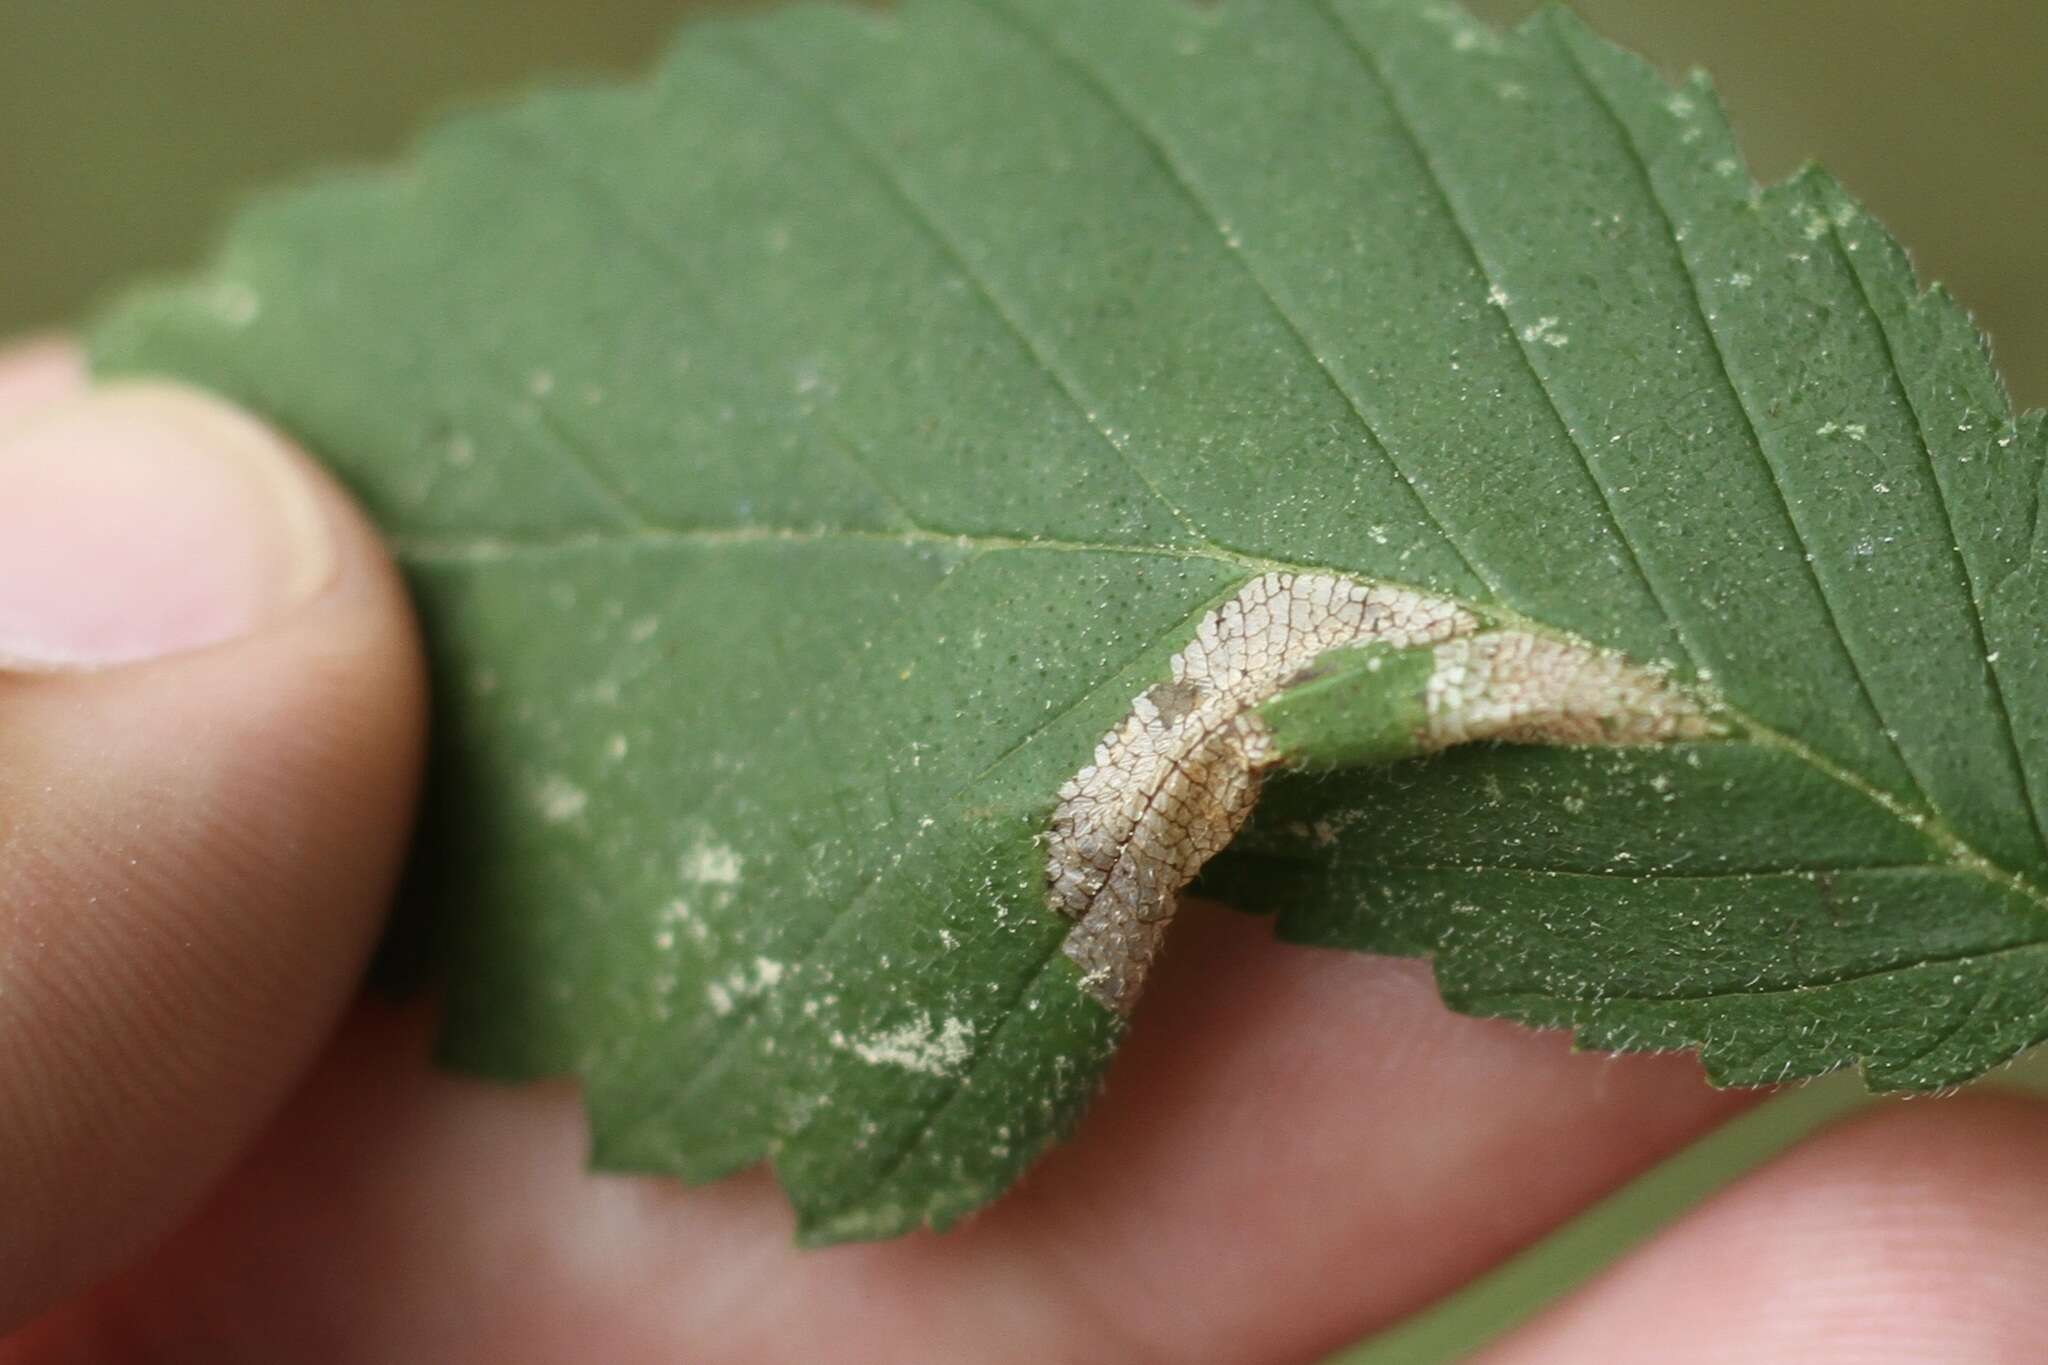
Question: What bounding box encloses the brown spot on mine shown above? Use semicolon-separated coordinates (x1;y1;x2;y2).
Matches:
1142;679;1205;726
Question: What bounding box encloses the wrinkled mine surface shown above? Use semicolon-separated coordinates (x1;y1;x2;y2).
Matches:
1423;631;1714;748
1047;571;1712;1014
1047;572;1473;1013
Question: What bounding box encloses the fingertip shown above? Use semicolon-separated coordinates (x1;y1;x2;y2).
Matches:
0;383;343;670
0;338;85;425
1483;1092;2048;1363
0;380;427;1328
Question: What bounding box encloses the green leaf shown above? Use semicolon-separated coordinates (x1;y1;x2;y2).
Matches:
88;0;2048;1243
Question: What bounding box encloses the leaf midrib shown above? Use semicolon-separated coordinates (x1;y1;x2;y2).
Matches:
392;521;2048;922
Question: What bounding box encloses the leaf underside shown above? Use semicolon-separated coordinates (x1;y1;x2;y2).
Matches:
89;0;2048;1242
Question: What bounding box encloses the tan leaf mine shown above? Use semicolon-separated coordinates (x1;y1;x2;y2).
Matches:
1046;571;1715;1014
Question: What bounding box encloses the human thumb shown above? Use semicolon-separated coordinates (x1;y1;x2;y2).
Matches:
0;366;426;1328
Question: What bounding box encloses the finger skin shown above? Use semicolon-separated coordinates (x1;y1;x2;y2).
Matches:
32;906;1755;1364
1480;1095;2048;1365
0;341;84;426
0;348;428;1328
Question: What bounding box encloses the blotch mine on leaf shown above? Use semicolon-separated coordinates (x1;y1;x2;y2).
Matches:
1047;572;1472;1013
1047;572;1713;1014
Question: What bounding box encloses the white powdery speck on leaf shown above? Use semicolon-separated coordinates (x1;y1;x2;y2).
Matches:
833;1013;976;1077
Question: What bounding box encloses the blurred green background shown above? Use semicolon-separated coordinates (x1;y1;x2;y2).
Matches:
6;0;2045;408
6;3;2043;1360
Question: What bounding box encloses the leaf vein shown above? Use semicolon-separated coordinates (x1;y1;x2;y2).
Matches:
621;550;994;1114
1817;216;2048;870
1888;982;1992;1074
964;0;1499;598
1365;861;1956;882
712;31;1218;554
499;118;930;535
517;394;658;532
1316;0;1699;678
1548;25;1939;824
809;935;1070;1224
1498;938;2048;1008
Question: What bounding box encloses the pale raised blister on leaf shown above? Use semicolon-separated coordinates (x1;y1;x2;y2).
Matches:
88;0;2048;1243
1050;571;1711;1013
1049;573;1473;1012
